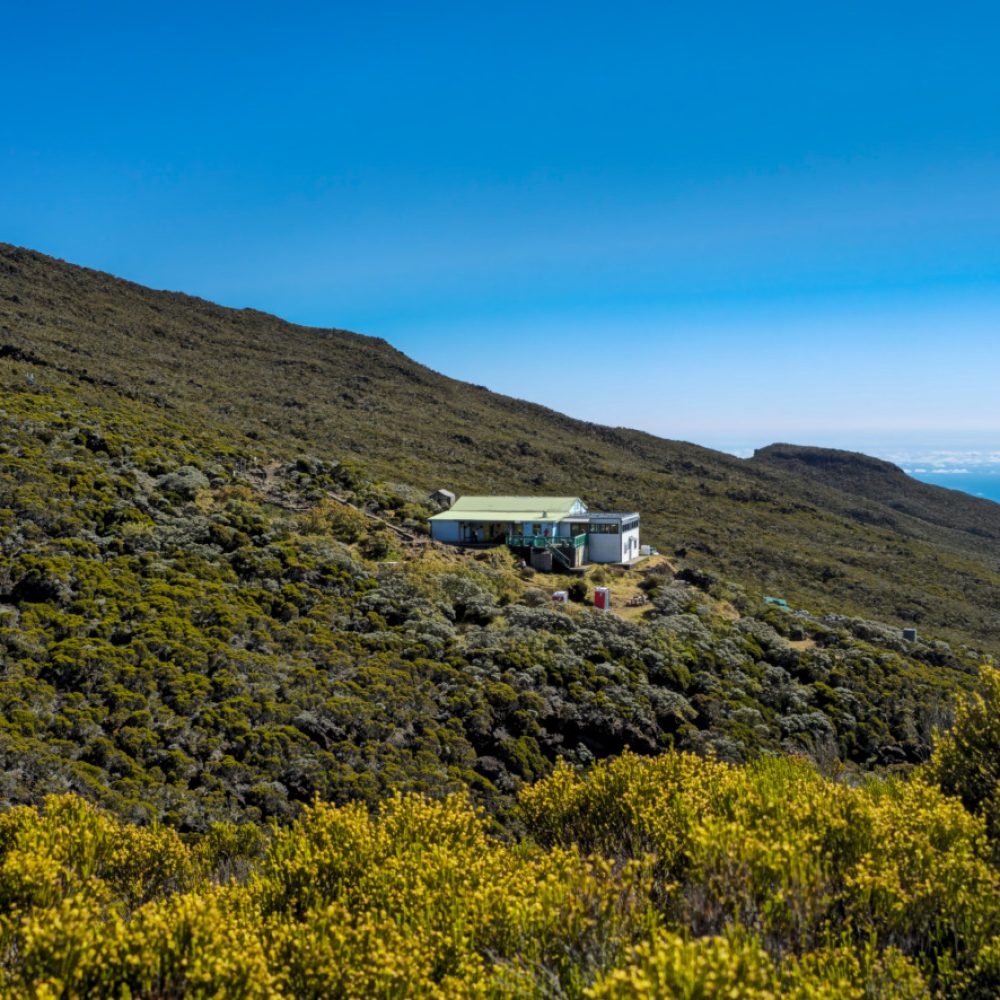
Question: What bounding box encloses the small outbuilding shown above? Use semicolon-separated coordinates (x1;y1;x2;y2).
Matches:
429;488;456;509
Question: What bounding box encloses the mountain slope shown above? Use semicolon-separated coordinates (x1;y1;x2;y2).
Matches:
2;242;999;650
752;442;1000;544
4;242;1000;998
0;374;979;828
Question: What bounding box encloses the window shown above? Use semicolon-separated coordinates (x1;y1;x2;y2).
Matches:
589;522;619;534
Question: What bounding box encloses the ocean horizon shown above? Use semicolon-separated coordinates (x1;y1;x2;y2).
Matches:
905;470;1000;505
716;431;1000;503
713;438;1000;506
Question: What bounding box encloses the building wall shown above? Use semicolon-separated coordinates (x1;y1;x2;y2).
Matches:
621;526;640;562
587;523;641;563
587;531;624;563
429;521;462;544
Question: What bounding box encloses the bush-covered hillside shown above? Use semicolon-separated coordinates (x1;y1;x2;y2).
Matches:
4;243;1000;996
0;376;982;828
4;242;1000;651
6;722;1000;997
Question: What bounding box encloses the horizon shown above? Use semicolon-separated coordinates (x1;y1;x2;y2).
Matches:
3;2;999;450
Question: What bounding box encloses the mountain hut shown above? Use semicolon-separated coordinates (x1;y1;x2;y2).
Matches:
428;496;641;570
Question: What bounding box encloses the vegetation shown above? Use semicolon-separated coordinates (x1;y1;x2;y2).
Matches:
5;726;1000;997
4;243;1000;652
926;664;1000;844
0;376;983;828
3;243;1000;994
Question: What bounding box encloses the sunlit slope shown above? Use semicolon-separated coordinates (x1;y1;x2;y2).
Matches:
3;242;999;648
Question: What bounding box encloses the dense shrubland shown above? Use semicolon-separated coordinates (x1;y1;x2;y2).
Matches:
0;382;978;830
6;713;1000;997
0;382;981;829
4;371;1000;993
7;242;1000;652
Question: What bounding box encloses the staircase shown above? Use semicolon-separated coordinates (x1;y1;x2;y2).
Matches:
505;533;587;570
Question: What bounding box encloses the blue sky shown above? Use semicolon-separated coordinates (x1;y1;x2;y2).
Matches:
3;1;999;452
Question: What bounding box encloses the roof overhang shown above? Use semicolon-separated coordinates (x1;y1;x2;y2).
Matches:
430;510;571;523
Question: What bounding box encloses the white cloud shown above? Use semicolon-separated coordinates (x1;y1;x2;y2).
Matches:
890;448;1000;471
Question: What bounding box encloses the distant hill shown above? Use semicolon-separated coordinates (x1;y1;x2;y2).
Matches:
2;242;1000;650
751;443;1000;551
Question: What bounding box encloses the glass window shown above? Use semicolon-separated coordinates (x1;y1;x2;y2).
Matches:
589;522;619;534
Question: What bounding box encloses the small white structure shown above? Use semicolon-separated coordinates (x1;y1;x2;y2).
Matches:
585;512;641;565
429;488;456;508
428;495;641;569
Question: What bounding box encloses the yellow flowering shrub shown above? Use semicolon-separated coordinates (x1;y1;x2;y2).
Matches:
0;794;198;911
587;929;778;999
587;932;929;1000
115;890;275;998
847;776;998;963
4;893;127;999
517;751;732;867
253;792;653;997
5;889;272;999
0;754;997;996
521;751;1000;986
925;664;1000;841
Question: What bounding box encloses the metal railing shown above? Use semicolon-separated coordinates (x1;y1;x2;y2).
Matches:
505;533;587;550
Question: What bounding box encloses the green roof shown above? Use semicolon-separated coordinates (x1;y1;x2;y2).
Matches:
429;496;586;522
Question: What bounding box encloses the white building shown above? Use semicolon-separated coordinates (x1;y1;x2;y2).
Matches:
428;496;641;569
584;511;641;565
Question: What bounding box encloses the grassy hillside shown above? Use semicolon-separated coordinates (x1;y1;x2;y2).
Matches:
3;243;1000;653
1;371;980;828
3;243;1000;996
752;443;1000;547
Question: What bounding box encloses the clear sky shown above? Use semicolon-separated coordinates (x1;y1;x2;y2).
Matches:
3;1;999;453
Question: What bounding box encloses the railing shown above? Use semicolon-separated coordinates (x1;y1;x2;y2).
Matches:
505;533;587;550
